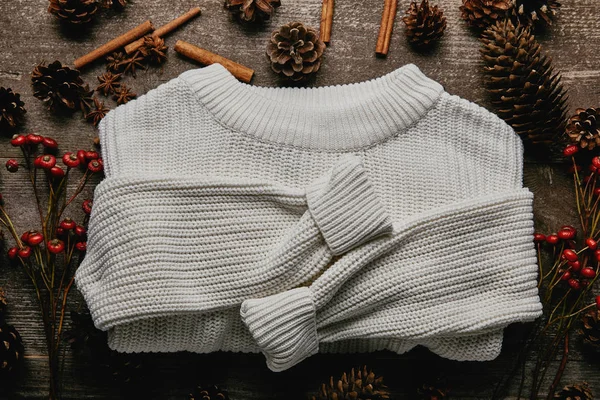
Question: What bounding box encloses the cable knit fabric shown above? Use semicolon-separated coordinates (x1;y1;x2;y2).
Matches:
75;63;542;371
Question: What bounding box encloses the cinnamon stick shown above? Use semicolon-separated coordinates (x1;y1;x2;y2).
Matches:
319;0;335;44
125;7;202;54
174;40;254;83
74;20;154;69
375;0;398;56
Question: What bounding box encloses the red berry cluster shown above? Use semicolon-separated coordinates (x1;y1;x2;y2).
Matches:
535;225;598;292
61;149;103;173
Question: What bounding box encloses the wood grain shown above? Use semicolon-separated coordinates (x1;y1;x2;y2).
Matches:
0;0;599;398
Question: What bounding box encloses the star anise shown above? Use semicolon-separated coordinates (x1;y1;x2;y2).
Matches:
85;97;110;126
113;85;136;105
96;72;121;96
106;52;126;73
101;0;126;9
118;52;146;77
139;36;168;65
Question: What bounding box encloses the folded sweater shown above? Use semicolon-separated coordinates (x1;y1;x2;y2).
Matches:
75;63;542;371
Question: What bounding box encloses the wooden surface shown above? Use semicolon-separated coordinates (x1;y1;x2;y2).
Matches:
0;0;599;399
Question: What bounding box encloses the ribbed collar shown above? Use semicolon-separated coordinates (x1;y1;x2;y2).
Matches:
180;63;444;151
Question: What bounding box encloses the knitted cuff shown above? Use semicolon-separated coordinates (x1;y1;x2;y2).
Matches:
240;287;319;372
306;155;393;255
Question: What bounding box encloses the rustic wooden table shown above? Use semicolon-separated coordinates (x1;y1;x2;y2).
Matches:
1;0;599;399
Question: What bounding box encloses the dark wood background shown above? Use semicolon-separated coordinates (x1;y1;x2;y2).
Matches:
0;0;598;398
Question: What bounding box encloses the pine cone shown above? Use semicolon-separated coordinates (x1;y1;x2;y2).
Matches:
460;0;512;29
566;108;600;151
0;87;26;134
511;0;560;28
32;61;90;113
554;382;593;400
48;0;99;25
310;365;390;400
403;0;447;48
225;0;281;23
581;308;600;348
0;289;24;378
189;384;230;400
267;22;326;81
100;0;126;9
480;19;568;144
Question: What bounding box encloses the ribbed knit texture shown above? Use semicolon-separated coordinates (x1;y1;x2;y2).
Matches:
75;63;542;370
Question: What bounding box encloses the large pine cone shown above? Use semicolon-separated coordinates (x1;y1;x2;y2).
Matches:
48;0;99;25
267;22;325;81
480;19;568;144
32;61;90;113
581;308;600;348
554;382;593;400
0;87;26;134
566;108;600;151
511;0;560;28
225;0;280;23
310;365;390;400
0;323;23;377
403;0;447;48
460;0;512;29
189;384;230;400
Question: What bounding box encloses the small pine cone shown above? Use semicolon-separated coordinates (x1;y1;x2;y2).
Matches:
0;87;26;134
225;0;281;23
459;0;512;29
32;60;89;113
100;0;126;9
511;0;560;28
480;19;568;144
554;382;593;400
566;108;600;151
267;22;326;81
310;365;390;400
48;0;99;25
403;0;447;48
0;289;24;378
581;308;600;348
189;384;230;400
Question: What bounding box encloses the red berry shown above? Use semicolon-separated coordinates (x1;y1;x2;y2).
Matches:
561;271;571;281
596;295;600;310
563;145;579;157
568;278;581;290
47;239;65;254
533;233;546;243
27;232;44;246
595;188;600;197
26;133;44;145
18;246;31;259
7;247;18;259
558;229;576;240
85;150;99;160
62;152;80;168
586;238;598;251
562;249;578;262
546;234;559;245
10;135;26;146
20;231;30;242
74;225;86;237
595;250;600;262
5;159;19;173
87;159;104;173
75;241;87;252
77;150;87;164
56;227;66;237
82;199;92;215
581;280;590;288
593;157;600;169
50;166;65;178
35;155;56;170
42;137;58;149
581;267;597;279
60;218;76;230
569;260;581;271
590;164;598;173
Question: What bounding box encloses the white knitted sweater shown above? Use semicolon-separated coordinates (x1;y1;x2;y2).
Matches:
75;63;542;371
